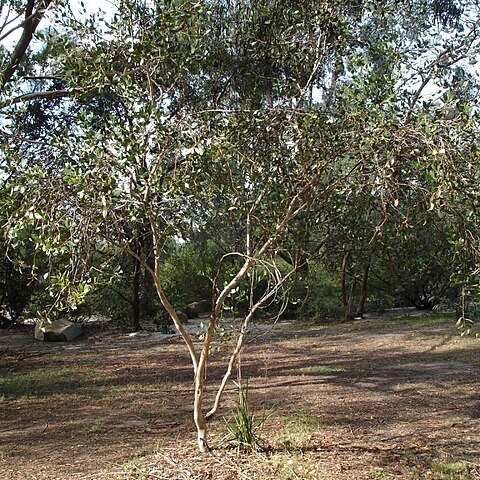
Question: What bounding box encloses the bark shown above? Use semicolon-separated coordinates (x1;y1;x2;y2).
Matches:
194;369;209;452
6;88;81;106
2;0;53;86
324;56;340;110
354;262;370;319
277;250;308;275
345;275;356;321
131;253;142;331
341;252;350;307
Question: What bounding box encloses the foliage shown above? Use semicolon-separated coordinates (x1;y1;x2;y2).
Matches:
160;240;218;308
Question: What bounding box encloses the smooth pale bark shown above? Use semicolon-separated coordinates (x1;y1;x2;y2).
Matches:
194;371;209;452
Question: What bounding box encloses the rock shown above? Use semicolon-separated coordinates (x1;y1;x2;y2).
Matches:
0;308;13;328
152;310;175;333
197;299;211;314
185;302;200;319
35;319;83;342
185;300;211;319
175;310;188;324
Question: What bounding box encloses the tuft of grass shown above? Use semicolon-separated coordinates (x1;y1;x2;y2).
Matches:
431;460;470;479
370;469;391;479
152;440;164;454
223;384;272;452
82;422;104;434
297;364;347;375
123;456;149;480
277;412;322;451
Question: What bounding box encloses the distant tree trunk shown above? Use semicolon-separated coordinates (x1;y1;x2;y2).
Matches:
131;247;142;331
341;252;350;307
324;56;340;110
345;274;356;321
355;262;370;319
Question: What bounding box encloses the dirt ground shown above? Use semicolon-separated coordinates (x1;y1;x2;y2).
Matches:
1;313;480;479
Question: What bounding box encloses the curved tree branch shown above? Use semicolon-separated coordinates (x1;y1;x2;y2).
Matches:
1;0;54;87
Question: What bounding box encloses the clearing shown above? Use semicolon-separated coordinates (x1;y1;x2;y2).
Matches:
1;313;479;479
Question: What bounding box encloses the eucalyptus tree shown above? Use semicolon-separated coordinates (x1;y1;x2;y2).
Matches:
2;0;480;453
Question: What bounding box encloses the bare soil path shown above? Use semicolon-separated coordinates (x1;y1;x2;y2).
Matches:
1;313;479;479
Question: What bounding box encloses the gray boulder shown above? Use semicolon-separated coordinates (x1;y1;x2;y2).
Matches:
35;319;83;342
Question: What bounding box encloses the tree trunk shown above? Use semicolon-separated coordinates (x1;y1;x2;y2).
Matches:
194;367;209;453
341;252;350;307
131;253;142;331
354;262;370;319
345;275;356;321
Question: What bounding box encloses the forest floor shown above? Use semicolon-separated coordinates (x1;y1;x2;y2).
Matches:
1;311;480;479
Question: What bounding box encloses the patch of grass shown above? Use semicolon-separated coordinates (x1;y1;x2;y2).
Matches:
123;455;149;480
428;350;480;366
389;314;455;327
139;408;156;419
352;363;377;375
45;353;61;361
370;469;391;479
0;367;89;398
284;314;454;334
90;367;104;378
283;321;329;332
82;422;104;435
0;359;9;370
277;412;322;451
339;314;454;333
297;364;347;375
90;389;115;399
274;455;317;480
431;460;470;479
